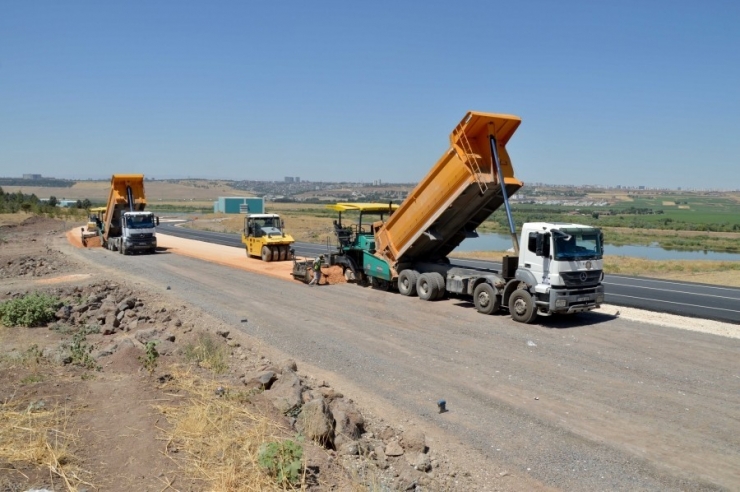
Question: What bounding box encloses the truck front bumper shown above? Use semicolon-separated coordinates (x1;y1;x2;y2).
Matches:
542;285;605;314
124;238;157;251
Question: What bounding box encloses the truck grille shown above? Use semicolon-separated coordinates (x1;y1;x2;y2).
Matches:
560;270;602;288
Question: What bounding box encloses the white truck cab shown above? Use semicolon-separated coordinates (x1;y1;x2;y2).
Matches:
118;210;158;254
515;222;605;317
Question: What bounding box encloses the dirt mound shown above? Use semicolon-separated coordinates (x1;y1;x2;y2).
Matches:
84;235;102;248
0;223;80;280
20;215;49;226
0;253;68;279
322;265;346;284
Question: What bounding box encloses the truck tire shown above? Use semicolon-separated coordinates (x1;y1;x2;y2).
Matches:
261;245;273;262
398;270;418;296
508;289;538;324
430;272;446;300
474;283;500;315
278;246;287;261
417;273;439;301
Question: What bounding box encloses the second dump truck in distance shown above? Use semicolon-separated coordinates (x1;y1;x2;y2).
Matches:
99;174;158;255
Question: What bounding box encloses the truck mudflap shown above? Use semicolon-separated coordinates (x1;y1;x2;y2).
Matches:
538;285;605;314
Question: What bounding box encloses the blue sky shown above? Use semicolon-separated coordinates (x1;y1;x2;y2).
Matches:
1;1;738;189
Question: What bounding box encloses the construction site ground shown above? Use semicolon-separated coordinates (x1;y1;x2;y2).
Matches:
2;215;739;491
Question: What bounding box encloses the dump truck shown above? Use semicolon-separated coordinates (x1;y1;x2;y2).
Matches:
242;213;294;261
328;111;604;323
100;174;158;255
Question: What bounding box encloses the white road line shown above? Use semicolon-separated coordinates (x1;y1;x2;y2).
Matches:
603;282;740;301
607;292;740;314
606;277;740;292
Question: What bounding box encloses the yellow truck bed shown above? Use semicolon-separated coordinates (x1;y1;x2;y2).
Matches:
375;111;523;265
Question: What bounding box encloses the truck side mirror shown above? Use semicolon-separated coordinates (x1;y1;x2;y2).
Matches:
535;234;545;256
156;216;160;226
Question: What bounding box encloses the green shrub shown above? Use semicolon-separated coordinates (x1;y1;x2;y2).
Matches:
139;341;159;373
69;332;99;370
258;439;303;486
0;293;61;327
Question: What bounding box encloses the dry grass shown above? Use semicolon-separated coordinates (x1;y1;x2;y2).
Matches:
603;256;740;284
0;213;32;227
155;367;307;491
182;333;230;375
0;395;90;491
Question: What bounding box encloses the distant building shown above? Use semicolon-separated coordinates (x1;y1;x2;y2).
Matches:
213;197;264;214
23;174;42;180
285;177;294;183
295;177;300;183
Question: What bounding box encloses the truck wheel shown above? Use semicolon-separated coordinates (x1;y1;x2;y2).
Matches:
508;289;538;324
261;245;272;262
430;272;446;299
398;270;418;296
417;273;439;301
474;283;500;315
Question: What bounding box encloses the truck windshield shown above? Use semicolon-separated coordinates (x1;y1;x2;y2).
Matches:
125;215;155;229
254;218;282;235
553;229;602;261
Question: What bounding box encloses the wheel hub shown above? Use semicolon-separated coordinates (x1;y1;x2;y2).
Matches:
513;298;527;315
477;292;490;308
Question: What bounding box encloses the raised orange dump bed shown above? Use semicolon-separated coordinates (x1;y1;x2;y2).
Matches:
103;174;147;242
375;111;523;266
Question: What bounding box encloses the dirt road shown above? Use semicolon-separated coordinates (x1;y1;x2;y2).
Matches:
64;235;740;491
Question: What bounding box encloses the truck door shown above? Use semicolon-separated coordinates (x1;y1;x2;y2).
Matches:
523;232;551;285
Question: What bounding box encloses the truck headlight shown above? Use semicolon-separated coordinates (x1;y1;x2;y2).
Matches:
555;299;567;308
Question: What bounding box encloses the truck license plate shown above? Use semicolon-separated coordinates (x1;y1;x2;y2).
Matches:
577;296;590;302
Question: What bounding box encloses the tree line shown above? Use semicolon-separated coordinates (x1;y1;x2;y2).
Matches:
0;186;91;214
